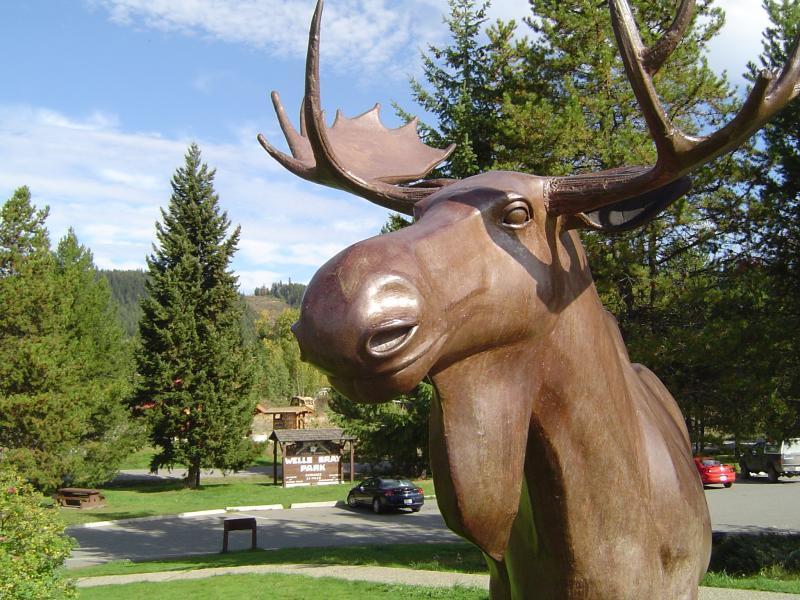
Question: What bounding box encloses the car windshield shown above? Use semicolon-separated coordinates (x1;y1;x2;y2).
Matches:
379;479;414;488
701;459;720;466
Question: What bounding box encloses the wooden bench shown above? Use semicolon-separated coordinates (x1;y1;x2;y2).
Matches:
54;488;106;509
222;517;257;553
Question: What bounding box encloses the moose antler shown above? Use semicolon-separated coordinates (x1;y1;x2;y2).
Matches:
546;0;800;216
258;0;455;216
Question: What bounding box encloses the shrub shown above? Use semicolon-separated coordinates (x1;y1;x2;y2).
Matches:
786;548;800;572
710;533;800;575
0;462;75;599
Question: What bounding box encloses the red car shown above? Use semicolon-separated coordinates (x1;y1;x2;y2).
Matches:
694;457;736;488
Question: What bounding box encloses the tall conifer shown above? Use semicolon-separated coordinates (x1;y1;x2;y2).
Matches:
136;144;255;488
0;189;138;489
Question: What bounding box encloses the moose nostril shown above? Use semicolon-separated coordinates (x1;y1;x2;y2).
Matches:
366;324;418;357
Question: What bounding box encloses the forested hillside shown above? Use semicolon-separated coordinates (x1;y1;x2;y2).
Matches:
101;269;147;337
101;268;297;340
253;280;306;308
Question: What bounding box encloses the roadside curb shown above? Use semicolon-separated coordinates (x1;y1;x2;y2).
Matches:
67;495;438;529
226;504;283;512
289;501;343;509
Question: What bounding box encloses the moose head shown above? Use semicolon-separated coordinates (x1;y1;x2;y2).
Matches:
260;1;800;597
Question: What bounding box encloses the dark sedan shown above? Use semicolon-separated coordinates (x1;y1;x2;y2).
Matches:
346;477;424;513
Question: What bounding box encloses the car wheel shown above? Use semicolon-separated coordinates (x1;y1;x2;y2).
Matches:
767;465;779;483
739;461;750;479
372;497;382;514
723;482;732;488
347;494;357;507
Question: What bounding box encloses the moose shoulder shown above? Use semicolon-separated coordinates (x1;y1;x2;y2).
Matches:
259;1;800;598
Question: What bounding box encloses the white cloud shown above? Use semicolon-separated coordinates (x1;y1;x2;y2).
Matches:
0;104;388;291
86;0;446;79
85;0;771;86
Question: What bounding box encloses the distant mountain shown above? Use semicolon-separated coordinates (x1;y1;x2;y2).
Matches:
100;269;147;337
102;269;299;338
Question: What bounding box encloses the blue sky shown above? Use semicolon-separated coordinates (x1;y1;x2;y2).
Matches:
0;0;771;292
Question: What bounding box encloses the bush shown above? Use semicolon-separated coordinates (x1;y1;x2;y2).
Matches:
0;463;76;599
710;533;800;575
786;548;800;572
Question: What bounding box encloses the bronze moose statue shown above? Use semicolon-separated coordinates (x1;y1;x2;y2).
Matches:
259;1;800;597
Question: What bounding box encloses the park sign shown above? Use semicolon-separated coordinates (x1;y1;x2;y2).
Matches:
269;428;355;488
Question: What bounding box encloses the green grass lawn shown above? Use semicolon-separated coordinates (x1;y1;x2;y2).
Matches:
702;570;800;594
78;573;487;599
58;478;432;526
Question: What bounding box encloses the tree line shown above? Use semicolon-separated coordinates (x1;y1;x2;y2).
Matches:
253;280;306;308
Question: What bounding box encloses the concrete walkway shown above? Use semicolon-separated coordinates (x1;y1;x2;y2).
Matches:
75;563;800;598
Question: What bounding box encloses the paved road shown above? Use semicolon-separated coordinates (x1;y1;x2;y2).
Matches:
68;502;460;568
705;476;800;533
68;478;800;568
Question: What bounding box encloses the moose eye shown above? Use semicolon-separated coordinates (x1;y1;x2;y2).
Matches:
502;201;532;229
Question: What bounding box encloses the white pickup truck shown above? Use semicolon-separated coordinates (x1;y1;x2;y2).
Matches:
739;439;800;482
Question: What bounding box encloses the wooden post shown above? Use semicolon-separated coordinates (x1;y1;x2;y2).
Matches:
273;441;278;485
338;444;343;483
281;442;286;488
349;441;355;483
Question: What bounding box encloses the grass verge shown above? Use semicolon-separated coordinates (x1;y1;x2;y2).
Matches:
78;573;488;599
69;543;484;578
70;542;800;594
58;478;432;526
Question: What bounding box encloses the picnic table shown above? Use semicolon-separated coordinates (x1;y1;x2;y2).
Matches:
54;488;106;509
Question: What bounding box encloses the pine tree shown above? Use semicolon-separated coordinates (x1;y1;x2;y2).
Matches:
397;0;523;178
54;230;142;484
750;0;800;439
0;189;139;490
135;144;256;488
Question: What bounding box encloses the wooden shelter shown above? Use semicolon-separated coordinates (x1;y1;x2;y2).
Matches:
255;404;314;430
269;428;355;487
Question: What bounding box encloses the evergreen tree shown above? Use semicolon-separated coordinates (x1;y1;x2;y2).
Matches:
0;189;139;490
397;0;523;178
54;231;142;482
749;0;800;439
330;383;432;477
135;144;256;488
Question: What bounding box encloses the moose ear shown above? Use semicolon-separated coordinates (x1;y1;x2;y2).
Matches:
564;176;691;232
